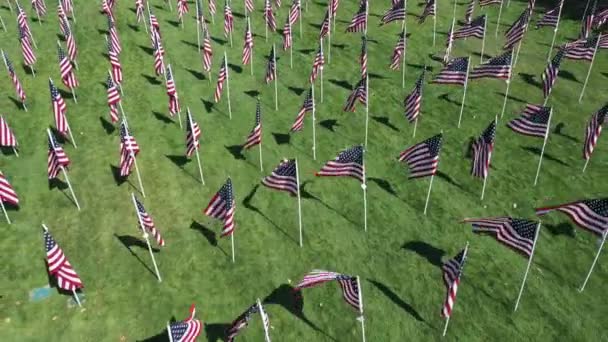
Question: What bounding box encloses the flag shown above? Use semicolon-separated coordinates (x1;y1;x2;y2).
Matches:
346;1;367;32
167;305;202;342
0;171;19;206
536;3;561;28
464;217;538;257
398;134;443;178
541;48;564;98
226;304;259;342
464;0;475;24
288;0;300;25
583;104;607;160
291;88;313;132
166;67;181;116
432;57;469;85
101;0;113;17
108;15;122;55
453;15;486;40
47;133;70;179
177;0;189;19
203;178;236;237
0;116;17;148
58;45;78;89
282;18;292;50
504;8;531;50
536;199;608;236
186;113;201;157
563;36;600;61
196;0;204;23
242;22;254;65
265;45;276;84
135;0;145;23
360;35;368;76
599;34;608;49
404;70;425;122
57;1;67;29
62;19;78;63
2;51;26;103
264;0;276;31
471;120;496;179
343;76;367;112
134;196;165;247
262;159;298;196
16;4;34;42
44;227;83;291
149;12;162;40
275;0;281;7
380;0;405;25
315;145;365;183
330;0;339;17
479;0;501;6
418;0;436;24
119;122;140;177
336;275;361;310
106;75;121;123
31;0;47;17
319;10;330;39
309;45;324;83
593;8;608;28
389;32;406;70
245;0;254;13
214;57;227;102
294;269;340;289
19;26;37;66
201;26;213;72
581;0;596;39
507;104;551;138
209;0;217;15
108;39;123;84
61;0;72;15
243;99;262;149
469;51;512;79
441;248;467;318
153;35;165;76
224;1;234;38
49;80;68;136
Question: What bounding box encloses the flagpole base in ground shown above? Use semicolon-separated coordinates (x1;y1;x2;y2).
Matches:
0;200;11;224
72;290;82;307
578;232;606;292
61;166;81;211
442;316;451;336
423;175;435;215
582;158;590;173
514;222;541;312
231;233;236;263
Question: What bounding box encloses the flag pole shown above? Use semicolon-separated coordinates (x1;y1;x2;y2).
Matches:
481;115;497;200
299;0;303;38
224;51;232;119
533;108;552;186
412;119;418;138
34;6;41;26
0;14;6;32
60;166;81;211
480;16;488;63
457;57;471;128
332;0;336;34
122;119;146;197
289;21;293;68
12;146;19;157
451;0;457;19
356;276;366;342
167;65;183;129
295;158;303;247
328;3;332;64
546;0;564;63
187;108;205;185
167;0;174;11
578;34;601;104
131;193;162;282
72;289;82;307
320;39;324;103
443;241;469;336
402;22;407;88
432;2;437;46
499;55;514;119
273;43;278;111
142;4;149;34
424;130;442;215
231;232;235;263
5;0;12;13
196;1;201;51
582;158;591;173
63;115;78;149
258;141;263;172
69;0;77;22
579;231;607;292
0;197;11;224
362;151;367;232
167;323;174;342
514;221;542;312
365;74;369;147
495;1;504;37
248;17;254;76
312;85;317;160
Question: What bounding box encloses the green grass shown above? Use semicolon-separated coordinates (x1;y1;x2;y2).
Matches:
1;0;607;341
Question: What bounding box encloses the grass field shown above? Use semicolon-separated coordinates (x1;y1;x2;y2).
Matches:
1;0;607;340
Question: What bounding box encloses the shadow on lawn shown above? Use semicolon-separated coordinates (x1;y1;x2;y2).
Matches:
8;97;22;110
401;241;446;268
368;177;398;197
141;74;162;85
368;280;425;322
166;155;200;183
100;116;116;135
553;123;579;143
518;73;542;89
521;146;569;167
152;111;175;125
319;119;339;132
372;116;399;132
544;222;576;238
288;86;305;96
272;132;291;145
186;68;207;81
328;79;352;90
114;234;159;279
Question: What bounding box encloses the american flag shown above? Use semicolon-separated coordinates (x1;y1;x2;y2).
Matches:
226;304;259;342
464;0;475;24
479;0;501;6
0;171;19;206
331;0;339;17
453;15;486;40
581;0;596;39
536;3;561;28
58;45;78;89
380;0;405;25
563;36;600;61
441;247;467;318
224;1;234;38
265;45;276;84
264;0;276;31
16;4;34;42
245;0;254;13
101;0;113;17
507;104;551;138
336;275;361;311
149;11;162;39
106;74;121;123
469;51;512;80
166;66;181;116
294;269;339;289
282;17;292;50
288;0;300;25
135;0;145;23
108;39;123;84
47;132;70;179
243;99;262;149
346;1;367;33
19;26;37;66
541;48;564;98
167;305;202;342
418;0;436;24
316;145;365;183
0;116;17;148
214;57;227;102
593;8;608;28
471;120;496;179
398;134;443;179
57;1;67;29
583;104;607;160
291;88;313;132
464;217;538;257
319;10;330;39
108;15;122;55
201;26;213;72
432;57;469;85
262;159;298;196
389;32;406;70
242;21;254;65
203;178;236;237
599;34;608;49
44;227;83;291
360;35;368;76
62;0;72;15
186;111;202;157
504;8;531;50
153;35;165;76
536;199;608;236
49;79;68;136
209;0;217;16
62;19;78;63
2;51;26;103
134;195;165;247
177;0;189;19
343;76;367;112
31;0;47;17
196;0;204;23
404;69;425;122
309;45;324;83
119;122;140;177
276;0;281;7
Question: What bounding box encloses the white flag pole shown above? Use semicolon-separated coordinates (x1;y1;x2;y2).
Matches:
167;323;174;342
122;118;146;197
362;151;367;232
63;118;77;149
167;0;174;11
248;17;254;76
402;20;407;88
12;146;19;157
131;192;162;282
230;232;235;263
457;57;471;128
514;221;542;312
364;73;369;147
72;289;82;307
356;276;366;342
495;1;504;37
273;43;278;111
312;85;317;160
0;197;11;224
187;108;205;185
69;0;77;22
481;116;498;200
258;140;263;172
546;0;564;63
257;299;272;342
328;4;332;64
299;1;303;38
451;0;457;19
432;2;437;46
578;34;601;104
5;0;12;13
0;14;6;32
168;64;183;129
582;158;591;173
142;4;149;34
499;55;515;119
533;108;552;186
196;1;201;51
442;242;469;336
60;166;81;211
480;16;488;63
412;119;418;138
579;231;607;292
424;131;442;215
225;51;232;119
320;38;324;103
295;158;303;247
289;21;293;68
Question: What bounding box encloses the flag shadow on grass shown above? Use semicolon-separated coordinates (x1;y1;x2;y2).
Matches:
228;63;243;74
288;86;306;96
553;123;579;143
181;40;199;50
49;178;80;209
436;171;467;192
558;69;580;83
368;177;399;197
472;51;493;61
114;234;159;279
138;45;155;56
225;145;245;160
190;221;231;257
243;90;260;98
368;280;425;322
127;24;140;32
187;69;207;81
520;146;569;167
109;165;129;186
438;93;462;107
201;99;215;113
166;19;180;28
41;259;83;299
495;92;526;104
401;241;446;268
328;79;352;90
210;36;227;46
204;323;232;342
142;74;163;85
0;146;19;157
166;155;200;183
116;234;161;253
57;88;76;102
299;181;361;228
371;116;399;132
21;64;35;75
152;111;175;125
8;97;23;110
544;222;576;238
319;119;340;132
136;330;169;342
518;73;542;89
99;117;116;134
272;132;291;145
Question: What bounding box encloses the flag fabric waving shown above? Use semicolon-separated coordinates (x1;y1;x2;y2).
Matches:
418;0;436;24
32;0;47;17
507;104;551;138
44;227;83;291
469;51;512;79
288;0;300;25
464;0;475;24
203;178;236;237
49;79;69;136
242;21;254;65
58;45;78;89
441;248;467;318
309;45;324;83
453;15;486;40
19;26;37;66
283;17;292;50
504;8;531;50
108;15;122;55
262;159;298;196
134;196;165;247
536;3;561;28
243;99;262;149
0;116;17;148
398;134;443;179
186;113;202;158
0;171;19;206
389;32;406;70
471;120;496;179
214;57;228;102
541;48;565;98
536;199;608;236
583;104;607;160
343;76;367;112
106;74;121;123
381;0;405;25
319;10;330;39
48;133;70;179
62;19;78;63
135;0;145;23
265;45;276;84
315;145;365;183
563;36;600;61
108;39;123;85
153;35;165;76
2;51;26;103
177;0;189;20
291;88;314;132
360;35;368;76
201;26;213;72
479;0;501;6
119;122;140;177
167;304;202;342
226;304;259;342
166;67;181;117
432;57;469;85
464;217;538;257
264;0;276;31
224;1;234;38
336;275;361;310
404;69;426;122
294;269;340;289
346;1;367;32
581;0;596;39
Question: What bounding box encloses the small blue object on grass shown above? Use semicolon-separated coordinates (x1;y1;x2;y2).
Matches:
29;286;53;302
